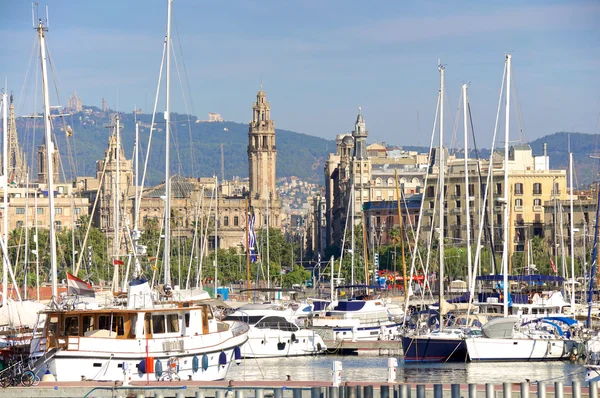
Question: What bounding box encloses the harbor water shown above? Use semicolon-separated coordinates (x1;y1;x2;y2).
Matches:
229;355;585;384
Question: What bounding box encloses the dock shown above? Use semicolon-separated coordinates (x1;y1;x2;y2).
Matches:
0;379;594;398
324;340;403;356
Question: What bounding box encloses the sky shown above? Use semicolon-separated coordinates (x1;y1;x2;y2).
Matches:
2;0;599;147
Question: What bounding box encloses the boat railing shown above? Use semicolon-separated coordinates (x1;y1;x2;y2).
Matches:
229;322;250;337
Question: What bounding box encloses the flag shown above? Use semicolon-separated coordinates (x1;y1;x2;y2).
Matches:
67;272;95;297
113;259;125;266
549;253;557;274
148;257;157;262
248;211;257;263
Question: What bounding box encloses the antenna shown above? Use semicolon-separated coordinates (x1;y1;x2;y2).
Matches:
31;3;35;29
46;5;49;28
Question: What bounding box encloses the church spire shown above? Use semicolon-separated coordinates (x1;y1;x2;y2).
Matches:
6;94;27;183
248;88;277;201
352;107;368;160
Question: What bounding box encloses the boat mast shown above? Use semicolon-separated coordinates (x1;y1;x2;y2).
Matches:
1;91;7;307
569;152;576;311
24;173;30;299
350;181;355;293
38;17;59;303
34;182;40;301
438;61;445;331
114;115;121;290
163;0;173;287
463;83;472;287
502;54;512;318
266;182;270;300
214;175;218;297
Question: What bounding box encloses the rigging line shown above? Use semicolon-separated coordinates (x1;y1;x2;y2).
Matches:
16;37;39;114
137;37;167;220
510;66;527;144
74;146;111;275
170;39;197;178
172;14;198;178
473;59;507;282
449;90;463;157
403;92;440;319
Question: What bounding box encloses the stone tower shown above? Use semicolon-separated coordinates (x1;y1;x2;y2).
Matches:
248;89;277;202
37;134;60;185
6;95;27;183
96;116;133;231
247;89;281;228
350;108;371;218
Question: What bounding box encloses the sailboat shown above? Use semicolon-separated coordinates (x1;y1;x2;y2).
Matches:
464;55;577;362
28;2;248;381
401;65;475;362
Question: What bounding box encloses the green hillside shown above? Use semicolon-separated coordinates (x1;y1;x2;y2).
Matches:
20;107;334;186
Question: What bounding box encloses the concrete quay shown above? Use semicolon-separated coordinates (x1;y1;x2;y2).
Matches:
0;379;595;398
324;340;403;356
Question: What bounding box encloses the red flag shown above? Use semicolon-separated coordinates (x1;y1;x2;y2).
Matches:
67;273;95;297
148;257;157;262
549;254;557;274
113;259;125;266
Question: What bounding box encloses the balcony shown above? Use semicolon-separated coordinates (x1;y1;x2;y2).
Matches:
533;205;543;212
451;208;462;214
514;205;524;212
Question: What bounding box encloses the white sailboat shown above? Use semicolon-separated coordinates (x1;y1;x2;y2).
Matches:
29;2;248;381
465;55;577;361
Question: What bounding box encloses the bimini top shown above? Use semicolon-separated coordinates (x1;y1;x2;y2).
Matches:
476;275;564;283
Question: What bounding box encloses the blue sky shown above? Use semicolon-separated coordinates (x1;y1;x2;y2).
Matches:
2;0;599;147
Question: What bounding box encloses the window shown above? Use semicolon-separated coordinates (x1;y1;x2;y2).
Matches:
533;183;542;195
56;208;63;214
98;315;110;330
496;183;503;196
375;178;382;186
114;316;124;336
224;216;229;227
514;183;523;195
456;200;461;209
167;314;180;333
552;182;560;195
456;215;462;226
83;315;94;333
455;185;461;196
515;198;523;206
16;208;25;214
426;186;435;198
468;184;475;197
233;216;239;226
16;221;23;228
152;315;165;334
65;316;79;336
534;198;542;206
74;208;81;215
37;208;44;215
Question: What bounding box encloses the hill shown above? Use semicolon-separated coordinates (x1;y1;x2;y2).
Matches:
529;132;600;189
20;107;335;186
17;108;599;189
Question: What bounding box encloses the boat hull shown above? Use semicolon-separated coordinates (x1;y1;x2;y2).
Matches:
30;330;248;382
466;337;576;361
242;328;326;358
401;335;467;362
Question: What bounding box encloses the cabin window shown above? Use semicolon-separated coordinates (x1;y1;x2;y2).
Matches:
167;314;180;333
98;315;110;330
65;316;79;336
152;315;166;334
83;315;94;333
185;313;190;328
115;316;125;336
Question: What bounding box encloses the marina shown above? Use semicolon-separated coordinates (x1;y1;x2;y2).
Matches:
1;0;600;397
